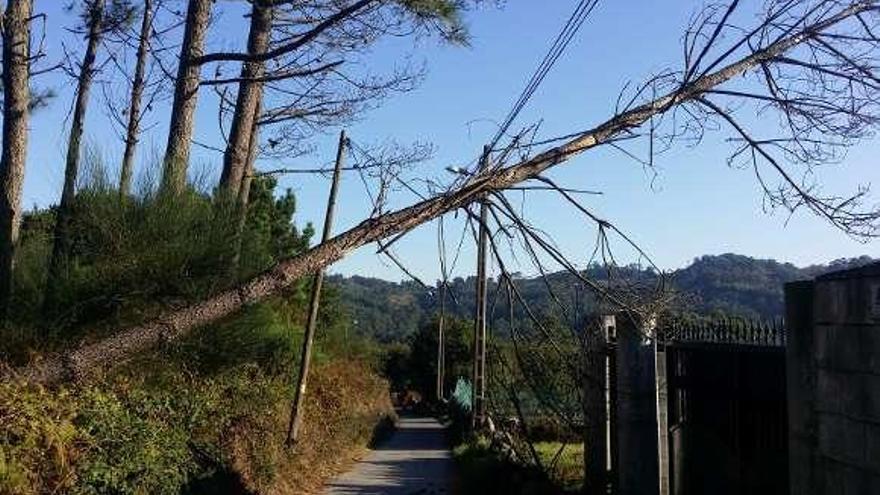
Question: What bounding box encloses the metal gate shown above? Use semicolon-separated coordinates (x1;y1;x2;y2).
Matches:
665;320;788;495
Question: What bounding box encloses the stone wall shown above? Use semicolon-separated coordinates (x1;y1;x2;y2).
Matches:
786;263;880;494
615;314;661;495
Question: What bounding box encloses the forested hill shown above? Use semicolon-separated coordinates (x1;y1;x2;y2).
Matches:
327;254;875;342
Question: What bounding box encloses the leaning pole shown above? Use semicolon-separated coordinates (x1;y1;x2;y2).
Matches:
286;130;347;447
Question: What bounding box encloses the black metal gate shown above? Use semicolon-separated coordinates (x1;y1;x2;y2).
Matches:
665;320;788;495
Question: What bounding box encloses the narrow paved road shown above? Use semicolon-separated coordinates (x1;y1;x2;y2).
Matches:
322;415;453;495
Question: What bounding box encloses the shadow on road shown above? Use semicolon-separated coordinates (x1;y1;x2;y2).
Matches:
323;415;452;495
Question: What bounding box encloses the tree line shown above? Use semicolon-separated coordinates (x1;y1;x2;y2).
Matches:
332;254;875;342
0;0;469;317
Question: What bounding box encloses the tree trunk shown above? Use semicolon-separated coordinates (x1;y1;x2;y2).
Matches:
47;0;106;302
0;0;32;317
229;95;262;275
119;0;154;198
240;102;261;204
161;0;211;195
218;0;272;200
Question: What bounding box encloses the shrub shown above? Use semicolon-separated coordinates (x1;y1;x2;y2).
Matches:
73;386;196;495
1;294;394;495
0;382;80;494
453;437;570;495
7;172;312;350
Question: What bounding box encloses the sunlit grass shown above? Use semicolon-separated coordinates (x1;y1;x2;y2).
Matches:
451;437;587;494
534;441;583;492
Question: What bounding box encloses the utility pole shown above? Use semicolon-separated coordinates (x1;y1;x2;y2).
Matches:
471;145;490;429
653;317;670;495
286;130;347;447
436;281;446;402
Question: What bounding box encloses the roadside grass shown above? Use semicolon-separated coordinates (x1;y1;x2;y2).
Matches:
0;300;394;495
452;437;582;495
534;442;584;492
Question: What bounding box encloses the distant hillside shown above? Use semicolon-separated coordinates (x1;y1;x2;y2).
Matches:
327;254;875;342
326;275;433;342
673;254;874;318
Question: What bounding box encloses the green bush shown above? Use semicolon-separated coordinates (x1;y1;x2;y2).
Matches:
0;382;80;494
0;296;379;494
3;172;312;361
453;437;572;495
73;387;196;495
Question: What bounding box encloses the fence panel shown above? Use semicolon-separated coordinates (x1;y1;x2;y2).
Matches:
664;319;788;495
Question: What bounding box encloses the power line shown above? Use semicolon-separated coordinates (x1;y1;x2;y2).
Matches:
487;0;601;153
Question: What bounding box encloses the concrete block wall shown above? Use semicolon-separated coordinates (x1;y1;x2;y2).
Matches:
615;314;661;495
786;263;880;494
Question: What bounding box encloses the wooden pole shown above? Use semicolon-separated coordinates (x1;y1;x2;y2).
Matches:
471;145;490;429
286;129;347;447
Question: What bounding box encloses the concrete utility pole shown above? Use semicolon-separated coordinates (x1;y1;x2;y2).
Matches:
471;146;490;429
653;320;670;495
286;130;347;447
436;282;446;402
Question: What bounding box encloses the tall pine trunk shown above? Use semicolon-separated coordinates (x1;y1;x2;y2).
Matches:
119;0;153;198
0;0;33;317
229;97;262;275
161;0;211;195
218;0;272;200
47;0;105;300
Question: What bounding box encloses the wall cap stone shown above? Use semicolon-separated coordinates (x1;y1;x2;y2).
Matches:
817;262;880;281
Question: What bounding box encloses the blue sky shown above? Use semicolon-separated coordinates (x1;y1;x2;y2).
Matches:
20;1;879;282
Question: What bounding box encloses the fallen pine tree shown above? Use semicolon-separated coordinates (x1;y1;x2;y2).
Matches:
6;0;880;384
